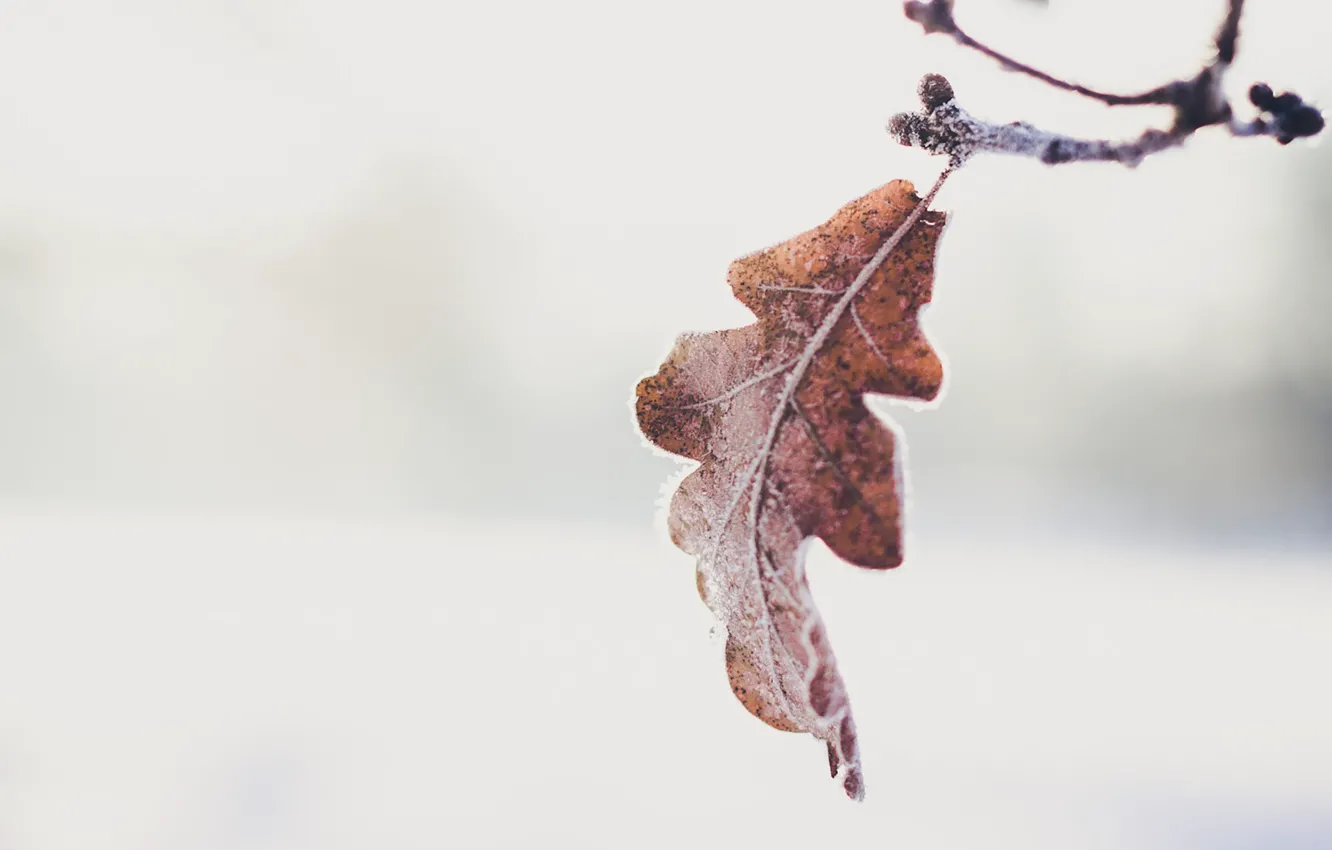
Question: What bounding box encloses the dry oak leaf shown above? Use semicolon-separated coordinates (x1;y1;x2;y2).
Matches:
634;177;949;800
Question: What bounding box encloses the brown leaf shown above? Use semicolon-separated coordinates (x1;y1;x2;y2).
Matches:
634;176;950;800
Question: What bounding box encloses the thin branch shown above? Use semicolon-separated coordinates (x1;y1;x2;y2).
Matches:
890;82;1187;168
903;0;1173;107
955;30;1171;107
1215;0;1245;64
895;0;1320;168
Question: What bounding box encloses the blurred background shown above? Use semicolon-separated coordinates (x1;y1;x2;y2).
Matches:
0;0;1328;848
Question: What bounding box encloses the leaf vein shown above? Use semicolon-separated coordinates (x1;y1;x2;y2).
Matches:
674;357;798;410
789;398;889;532
759;284;841;295
850;301;895;374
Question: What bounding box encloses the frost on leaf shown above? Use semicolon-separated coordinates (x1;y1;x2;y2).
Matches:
635;180;947;800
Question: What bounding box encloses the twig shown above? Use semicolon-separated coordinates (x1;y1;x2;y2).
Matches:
1215;0;1245;64
903;0;1171;108
893;0;1322;167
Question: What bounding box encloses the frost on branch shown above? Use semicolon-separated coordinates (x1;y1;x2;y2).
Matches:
635;179;948;800
895;0;1324;166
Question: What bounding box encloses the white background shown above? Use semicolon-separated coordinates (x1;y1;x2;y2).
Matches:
0;0;1329;847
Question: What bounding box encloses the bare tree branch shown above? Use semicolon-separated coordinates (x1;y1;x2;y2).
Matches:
903;0;1171;108
893;0;1322;168
1215;0;1245;64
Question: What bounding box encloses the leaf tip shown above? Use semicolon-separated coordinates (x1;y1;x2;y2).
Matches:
843;768;865;801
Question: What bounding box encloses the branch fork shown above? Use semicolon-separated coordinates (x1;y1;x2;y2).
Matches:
892;0;1323;167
